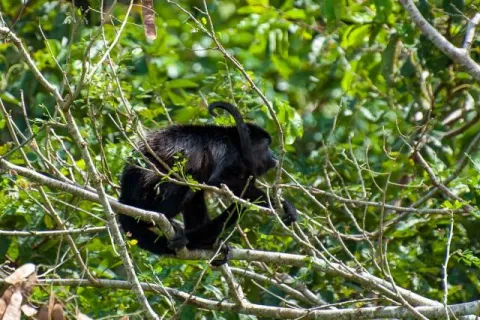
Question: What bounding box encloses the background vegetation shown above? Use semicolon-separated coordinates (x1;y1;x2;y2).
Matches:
1;0;480;318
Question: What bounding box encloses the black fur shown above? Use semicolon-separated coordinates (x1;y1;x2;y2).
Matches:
118;102;297;257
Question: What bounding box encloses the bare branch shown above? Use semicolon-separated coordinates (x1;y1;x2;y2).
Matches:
11;278;480;319
442;213;455;320
463;13;480;50
0;27;64;104
218;265;246;306
230;267;319;306
399;0;480;81
0;227;106;237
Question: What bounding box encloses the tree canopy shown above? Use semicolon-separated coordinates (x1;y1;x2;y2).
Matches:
1;0;480;319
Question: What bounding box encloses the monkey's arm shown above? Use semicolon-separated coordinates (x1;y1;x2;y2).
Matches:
241;185;298;226
212;172;298;226
183;203;239;248
182;184;297;250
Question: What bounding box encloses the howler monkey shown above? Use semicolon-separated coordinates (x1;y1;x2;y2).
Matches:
118;102;297;258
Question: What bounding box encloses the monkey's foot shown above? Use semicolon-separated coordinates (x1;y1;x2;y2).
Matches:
211;242;230;267
282;201;298;226
167;228;188;250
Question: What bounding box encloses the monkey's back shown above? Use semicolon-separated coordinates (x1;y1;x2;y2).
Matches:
120;125;240;198
142;125;241;167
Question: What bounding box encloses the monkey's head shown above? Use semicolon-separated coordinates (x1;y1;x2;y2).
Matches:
247;124;277;176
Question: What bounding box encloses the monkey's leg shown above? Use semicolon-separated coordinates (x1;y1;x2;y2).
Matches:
183;184;274;247
184;203;239;248
118;202;236;261
120;181;191;254
165;190;212;252
183;203;239;266
118;214;174;255
153;185;191;251
182;191;211;230
119;170;178;255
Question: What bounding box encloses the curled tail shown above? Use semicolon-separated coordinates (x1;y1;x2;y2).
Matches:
208;102;254;171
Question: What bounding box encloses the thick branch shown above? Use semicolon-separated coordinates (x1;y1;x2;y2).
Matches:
399;0;480;82
219;265;246;306
0;227;106;237
16;278;480;319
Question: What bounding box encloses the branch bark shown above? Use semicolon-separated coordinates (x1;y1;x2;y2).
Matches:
12;278;479;319
399;0;480;82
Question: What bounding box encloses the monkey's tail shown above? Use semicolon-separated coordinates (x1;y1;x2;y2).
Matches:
208;101;243;123
208;101;254;167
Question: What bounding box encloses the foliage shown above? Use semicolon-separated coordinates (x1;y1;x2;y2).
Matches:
1;0;480;318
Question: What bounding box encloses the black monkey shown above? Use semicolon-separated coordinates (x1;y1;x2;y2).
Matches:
118;102;297;257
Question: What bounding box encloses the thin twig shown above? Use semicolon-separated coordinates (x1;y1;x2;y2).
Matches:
462;13;480;50
86;0;135;81
442;213;455;320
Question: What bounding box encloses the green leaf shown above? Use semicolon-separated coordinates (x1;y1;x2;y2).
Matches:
276;100;304;145
166;79;199;89
324;0;343;23
283;8;306;20
6;238;18;260
247;0;268;5
238;5;268;14
167;91;186;105
374;0;392;22
400;53;416;77
271;55;292;78
342;25;370;48
0;92;20;105
381;33;400;85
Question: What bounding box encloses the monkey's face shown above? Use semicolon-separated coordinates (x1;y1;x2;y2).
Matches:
253;138;277;176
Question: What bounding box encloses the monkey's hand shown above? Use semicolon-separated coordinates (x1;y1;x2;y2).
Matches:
282;200;298;226
211;240;230;267
167;222;189;250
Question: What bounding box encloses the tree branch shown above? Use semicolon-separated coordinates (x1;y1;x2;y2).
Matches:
399;0;480;82
11;278;479;319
